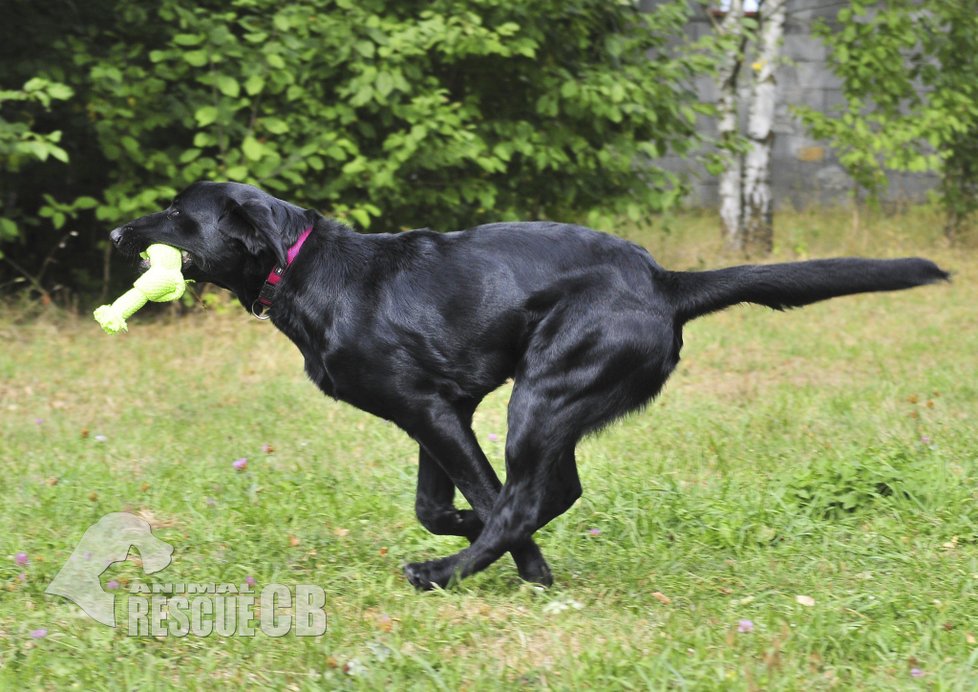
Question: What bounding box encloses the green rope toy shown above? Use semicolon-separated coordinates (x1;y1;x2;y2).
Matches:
93;244;188;334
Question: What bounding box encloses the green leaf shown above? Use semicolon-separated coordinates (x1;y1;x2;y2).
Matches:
349;208;370;228
48;145;69;163
215;75;240;98
226;165;248;180
244;74;265;96
350;85;374;107
242;136;264;161
46;83;74;101
262;117;289;134
341;158;367;175
179;148;202;163
173;33;204;46
497;22;520;36
195;106;219;127
183;50;209;67
266;53;285;69
375;72;394;98
0;217;18;240
120;136;140;156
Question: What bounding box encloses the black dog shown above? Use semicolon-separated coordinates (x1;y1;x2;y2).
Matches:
110;181;949;590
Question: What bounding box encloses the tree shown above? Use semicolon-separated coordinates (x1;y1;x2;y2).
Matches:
1;0;717;300
740;0;785;255
710;0;786;256
797;0;978;240
715;0;747;250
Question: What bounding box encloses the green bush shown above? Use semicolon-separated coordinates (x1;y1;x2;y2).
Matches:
0;0;714;300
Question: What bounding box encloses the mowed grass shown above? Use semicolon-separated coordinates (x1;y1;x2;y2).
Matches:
1;208;977;689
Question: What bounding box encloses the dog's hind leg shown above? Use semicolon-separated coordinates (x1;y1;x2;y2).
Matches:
535;450;583;528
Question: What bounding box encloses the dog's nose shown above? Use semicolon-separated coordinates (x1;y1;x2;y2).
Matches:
109;226;131;246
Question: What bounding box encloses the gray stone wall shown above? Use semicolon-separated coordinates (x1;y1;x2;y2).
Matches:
647;0;937;209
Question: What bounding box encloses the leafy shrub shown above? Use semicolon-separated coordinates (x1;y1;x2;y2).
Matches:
0;0;716;300
797;0;978;238
0;77;74;256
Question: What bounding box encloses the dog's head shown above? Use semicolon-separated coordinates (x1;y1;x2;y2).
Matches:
110;181;318;309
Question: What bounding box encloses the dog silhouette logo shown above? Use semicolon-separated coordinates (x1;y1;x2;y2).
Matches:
46;512;173;626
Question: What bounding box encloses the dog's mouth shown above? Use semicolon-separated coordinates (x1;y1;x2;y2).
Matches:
137;249;194;273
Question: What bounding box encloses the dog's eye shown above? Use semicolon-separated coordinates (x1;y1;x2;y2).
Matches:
168;210;181;218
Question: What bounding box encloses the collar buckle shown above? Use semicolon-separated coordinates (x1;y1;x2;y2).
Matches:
251;299;271;320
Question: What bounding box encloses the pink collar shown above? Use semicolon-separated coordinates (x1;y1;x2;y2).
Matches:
266;225;313;287
252;225;313;318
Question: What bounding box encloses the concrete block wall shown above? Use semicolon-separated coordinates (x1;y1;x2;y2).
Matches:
644;0;938;209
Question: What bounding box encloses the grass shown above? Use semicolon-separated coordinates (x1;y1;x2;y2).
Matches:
1;207;977;689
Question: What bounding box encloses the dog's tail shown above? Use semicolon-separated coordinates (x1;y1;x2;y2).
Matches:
662;257;949;324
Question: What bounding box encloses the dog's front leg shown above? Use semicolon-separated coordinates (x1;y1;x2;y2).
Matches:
415;447;483;542
402;405;551;589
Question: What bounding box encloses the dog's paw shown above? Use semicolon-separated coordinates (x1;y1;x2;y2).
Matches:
517;559;553;588
511;542;553;587
404;558;457;591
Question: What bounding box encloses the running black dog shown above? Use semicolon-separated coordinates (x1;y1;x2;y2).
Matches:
109;181;949;590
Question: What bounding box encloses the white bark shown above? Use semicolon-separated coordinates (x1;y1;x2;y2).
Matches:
742;0;786;255
715;0;745;249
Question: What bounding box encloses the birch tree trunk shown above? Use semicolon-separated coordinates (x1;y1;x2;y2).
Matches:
715;0;746;251
741;0;786;256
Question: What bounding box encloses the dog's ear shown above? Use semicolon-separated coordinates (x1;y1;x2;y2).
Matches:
222;196;290;267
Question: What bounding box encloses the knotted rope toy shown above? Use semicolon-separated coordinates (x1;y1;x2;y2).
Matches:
93;243;188;334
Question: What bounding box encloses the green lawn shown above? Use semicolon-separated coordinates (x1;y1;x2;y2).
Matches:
1;210;976;689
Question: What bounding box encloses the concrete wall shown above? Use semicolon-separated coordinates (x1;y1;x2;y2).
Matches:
646;0;937;209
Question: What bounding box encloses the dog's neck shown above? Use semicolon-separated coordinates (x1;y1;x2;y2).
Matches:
228;217;361;316
251;225;314;317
